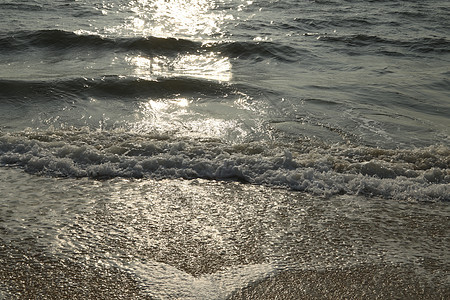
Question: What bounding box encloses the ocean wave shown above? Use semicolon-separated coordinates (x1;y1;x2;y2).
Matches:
209;41;300;62
293;17;375;31
0;76;236;101
0;29;300;62
0;2;45;11
318;34;450;54
1;129;448;201
0;30;199;54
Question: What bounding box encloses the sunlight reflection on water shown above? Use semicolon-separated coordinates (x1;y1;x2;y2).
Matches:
106;0;228;39
130;98;248;140
126;52;232;82
121;0;233;82
117;0;238;138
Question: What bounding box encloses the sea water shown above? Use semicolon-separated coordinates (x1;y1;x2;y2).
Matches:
0;0;449;298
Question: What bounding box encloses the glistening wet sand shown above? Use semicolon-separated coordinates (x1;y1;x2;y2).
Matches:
229;265;449;299
1;169;449;299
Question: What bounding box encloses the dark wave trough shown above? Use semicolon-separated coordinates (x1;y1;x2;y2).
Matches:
318;34;450;54
0;76;237;102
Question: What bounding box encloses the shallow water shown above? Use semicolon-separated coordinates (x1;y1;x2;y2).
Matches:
1;168;449;298
0;0;449;298
1;0;449;148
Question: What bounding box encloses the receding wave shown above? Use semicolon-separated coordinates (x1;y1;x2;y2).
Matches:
0;76;235;101
0;29;300;62
1;129;448;201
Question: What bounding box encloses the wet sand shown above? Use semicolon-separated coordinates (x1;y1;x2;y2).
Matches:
229;265;449;300
2;254;448;299
1;168;449;299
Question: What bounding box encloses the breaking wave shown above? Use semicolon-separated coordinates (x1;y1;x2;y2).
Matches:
1;128;448;201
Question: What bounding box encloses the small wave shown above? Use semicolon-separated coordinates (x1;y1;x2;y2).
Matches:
389;10;428;19
293;17;374;31
0;29;301;62
0;30;200;54
208;41;301;62
1;129;448;201
319;34;389;47
0;2;45;11
0;76;235;102
407;37;450;54
318;34;450;54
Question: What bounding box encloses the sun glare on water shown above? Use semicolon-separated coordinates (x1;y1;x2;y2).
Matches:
107;0;227;39
117;0;233;82
111;0;239;138
126;53;232;82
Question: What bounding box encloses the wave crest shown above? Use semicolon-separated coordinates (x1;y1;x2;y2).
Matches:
0;29;301;62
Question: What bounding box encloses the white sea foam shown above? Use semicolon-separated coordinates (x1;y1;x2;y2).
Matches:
0;128;448;201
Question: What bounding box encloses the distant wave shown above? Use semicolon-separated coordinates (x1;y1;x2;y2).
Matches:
210;41;302;62
0;2;45;11
318;34;450;54
1;129;448;201
0;29;301;62
293;16;375;30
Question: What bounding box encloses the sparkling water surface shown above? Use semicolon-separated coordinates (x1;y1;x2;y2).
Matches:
0;0;449;298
